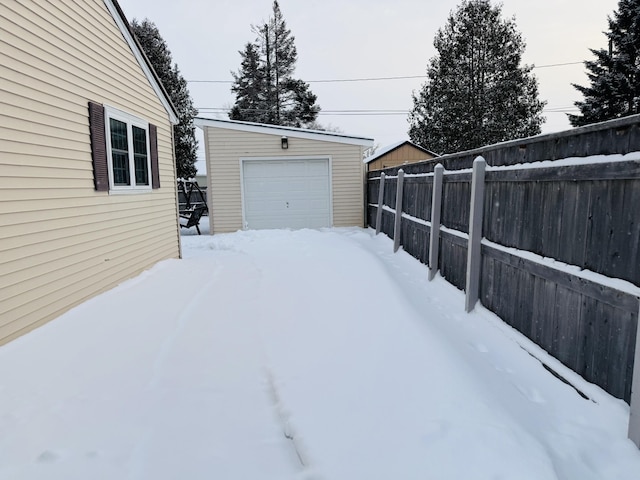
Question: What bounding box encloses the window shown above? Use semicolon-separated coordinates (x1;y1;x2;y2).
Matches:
89;101;160;192
105;106;151;191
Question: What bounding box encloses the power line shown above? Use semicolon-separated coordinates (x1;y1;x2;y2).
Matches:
187;61;584;85
533;61;583;69
188;76;424;84
196;108;410;116
189;80;233;84
196;106;580;116
305;75;427;83
197;108;409;112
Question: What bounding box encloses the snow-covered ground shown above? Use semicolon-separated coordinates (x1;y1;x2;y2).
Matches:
1;225;640;479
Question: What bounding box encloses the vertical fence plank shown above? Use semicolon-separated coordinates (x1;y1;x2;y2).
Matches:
629;300;640;447
375;173;386;235
429;164;444;280
465;157;486;312
393;170;405;253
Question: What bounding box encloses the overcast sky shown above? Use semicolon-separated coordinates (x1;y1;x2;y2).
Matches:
119;0;619;168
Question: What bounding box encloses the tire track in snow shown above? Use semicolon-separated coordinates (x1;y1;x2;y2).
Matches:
128;252;304;479
128;263;224;480
264;367;311;471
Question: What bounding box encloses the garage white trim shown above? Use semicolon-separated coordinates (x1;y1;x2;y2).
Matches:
196;117;373;146
240;156;333;230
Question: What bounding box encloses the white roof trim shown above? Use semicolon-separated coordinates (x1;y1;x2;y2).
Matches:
103;0;179;125
195;117;374;147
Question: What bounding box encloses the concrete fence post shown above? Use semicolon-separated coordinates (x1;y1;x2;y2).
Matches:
375;172;386;235
629;300;640;448
465;157;486;313
429;164;444;280
393;170;405;253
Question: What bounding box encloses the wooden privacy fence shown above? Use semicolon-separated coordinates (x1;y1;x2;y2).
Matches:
366;115;640;447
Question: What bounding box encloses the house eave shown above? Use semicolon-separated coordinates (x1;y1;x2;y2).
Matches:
104;0;179;125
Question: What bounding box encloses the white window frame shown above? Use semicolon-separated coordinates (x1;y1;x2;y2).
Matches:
104;105;152;193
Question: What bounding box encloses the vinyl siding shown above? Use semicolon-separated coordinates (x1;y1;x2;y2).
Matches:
203;127;365;233
367;143;436;171
0;0;180;344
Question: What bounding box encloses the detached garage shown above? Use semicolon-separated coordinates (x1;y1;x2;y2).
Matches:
196;118;374;233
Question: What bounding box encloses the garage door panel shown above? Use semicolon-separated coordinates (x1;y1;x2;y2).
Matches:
304;161;329;176
242;158;331;230
244;161;287;177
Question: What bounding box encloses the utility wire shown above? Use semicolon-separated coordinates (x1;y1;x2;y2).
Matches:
196;106;580;116
533;61;583;69
187;61;584;85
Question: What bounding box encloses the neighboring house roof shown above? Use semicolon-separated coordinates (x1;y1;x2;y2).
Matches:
106;0;179;124
364;140;439;164
195;118;374;147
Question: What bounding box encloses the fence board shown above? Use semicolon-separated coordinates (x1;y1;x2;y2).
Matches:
375;173;385;234
383;178;397;210
442;179;471;233
531;276;556;350
553;287;583;367
380;209;395;238
622;181;640;282
607;309;636;401
557;181;585;267
367;205;377;229
400;219;430;264
439;231;467;290
393;171;405;253
402;176;432;221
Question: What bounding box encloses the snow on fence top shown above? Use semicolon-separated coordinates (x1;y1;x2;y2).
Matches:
369;113;640;177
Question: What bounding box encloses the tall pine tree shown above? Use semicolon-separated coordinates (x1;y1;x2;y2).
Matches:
230;1;320;127
230;43;267;123
130;19;198;179
569;0;640;127
408;0;545;154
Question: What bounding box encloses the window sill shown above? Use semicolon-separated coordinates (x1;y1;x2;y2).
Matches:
108;187;153;195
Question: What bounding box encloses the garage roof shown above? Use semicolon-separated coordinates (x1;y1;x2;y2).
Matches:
195;118;374;147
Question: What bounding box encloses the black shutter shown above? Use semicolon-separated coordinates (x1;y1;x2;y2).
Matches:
149;123;160;189
88;101;109;191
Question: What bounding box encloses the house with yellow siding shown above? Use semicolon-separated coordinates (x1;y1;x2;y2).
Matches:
0;0;182;344
196;118;374;233
365;140;439;171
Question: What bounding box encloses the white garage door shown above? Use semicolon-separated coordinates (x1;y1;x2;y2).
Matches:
242;158;331;230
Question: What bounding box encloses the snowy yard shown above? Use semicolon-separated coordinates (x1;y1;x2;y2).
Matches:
1;224;640;479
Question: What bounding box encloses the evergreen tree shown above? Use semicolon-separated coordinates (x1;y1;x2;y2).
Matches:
408;0;545;154
230;1;320;127
569;0;640;127
130;19;198;179
230;43;267;123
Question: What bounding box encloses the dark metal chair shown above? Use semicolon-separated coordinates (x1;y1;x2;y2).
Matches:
179;205;207;235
